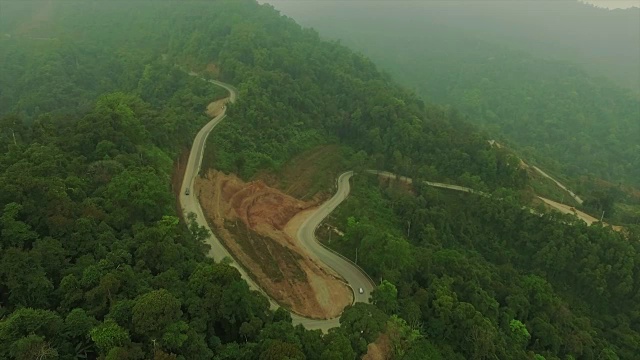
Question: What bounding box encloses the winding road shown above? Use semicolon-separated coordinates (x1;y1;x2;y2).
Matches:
179;75;611;333
368;170;621;230
367;170;487;195
179;76;373;332
531;165;584;204
297;171;375;305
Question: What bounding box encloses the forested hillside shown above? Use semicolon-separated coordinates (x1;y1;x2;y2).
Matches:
0;1;520;358
268;0;640;93
267;0;640;203
1;1;639;360
322;175;640;359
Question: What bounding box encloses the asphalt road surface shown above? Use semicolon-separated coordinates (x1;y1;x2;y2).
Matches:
179;75;372;332
368;170;485;195
531;165;584;204
297;171;376;304
368;170;617;229
178;73;612;334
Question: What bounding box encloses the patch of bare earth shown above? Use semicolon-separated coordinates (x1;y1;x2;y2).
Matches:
15;0;54;36
195;170;352;319
537;196;624;232
205;63;221;77
362;333;392;360
205;99;227;118
255;145;344;200
374;174;415;195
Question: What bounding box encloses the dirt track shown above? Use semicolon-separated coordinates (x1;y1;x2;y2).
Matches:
195;170;352;319
537;196;623;231
206;99;227;118
362;334;391;360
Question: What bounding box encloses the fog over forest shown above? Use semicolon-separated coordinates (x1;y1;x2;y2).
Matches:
267;0;640;92
266;0;640;186
581;0;640;8
1;1;639;359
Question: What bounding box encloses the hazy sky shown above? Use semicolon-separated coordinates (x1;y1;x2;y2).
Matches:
264;0;640;10
580;0;640;9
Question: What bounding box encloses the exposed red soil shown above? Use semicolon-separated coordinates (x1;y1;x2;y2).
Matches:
205;99;226;118
362;333;392;360
255;145;343;200
205;63;220;76
195;169;352;319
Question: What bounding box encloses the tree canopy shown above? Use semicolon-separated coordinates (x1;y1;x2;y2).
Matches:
1;1;637;359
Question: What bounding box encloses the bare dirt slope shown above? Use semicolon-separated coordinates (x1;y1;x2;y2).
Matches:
362;333;392;360
255;144;345;200
195;169;352;319
205;99;227;118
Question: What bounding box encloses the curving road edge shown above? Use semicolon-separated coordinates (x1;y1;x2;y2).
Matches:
297;171;376;302
368;170;622;230
179;76;373;332
178;75;612;333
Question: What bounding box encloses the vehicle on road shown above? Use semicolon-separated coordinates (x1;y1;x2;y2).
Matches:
359;287;364;294
185;187;190;195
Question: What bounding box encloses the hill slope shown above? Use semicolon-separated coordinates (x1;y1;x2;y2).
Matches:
267;0;640;190
1;1;639;359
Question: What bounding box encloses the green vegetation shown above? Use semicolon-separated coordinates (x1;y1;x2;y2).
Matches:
410;45;640;189
169;5;526;192
322;174;640;359
1;1;386;358
270;0;640;93
266;145;351;200
267;2;640;221
528;173;580;208
1;1;637;359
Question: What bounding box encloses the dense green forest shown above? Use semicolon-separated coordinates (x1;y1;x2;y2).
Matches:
269;0;640;93
365;32;640;189
322;175;640;359
268;1;640;209
1;1;639;359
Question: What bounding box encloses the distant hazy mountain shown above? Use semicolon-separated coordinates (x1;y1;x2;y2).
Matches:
264;0;640;188
267;0;640;93
581;0;640;9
